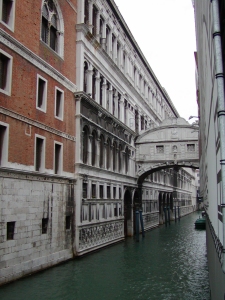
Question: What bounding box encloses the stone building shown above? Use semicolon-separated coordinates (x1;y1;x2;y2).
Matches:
194;0;225;298
74;0;197;255
0;0;197;285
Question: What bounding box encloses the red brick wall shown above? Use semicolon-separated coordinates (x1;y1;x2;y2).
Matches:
0;0;77;83
0;0;77;174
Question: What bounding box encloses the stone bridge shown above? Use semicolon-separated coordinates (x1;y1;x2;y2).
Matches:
135;117;199;183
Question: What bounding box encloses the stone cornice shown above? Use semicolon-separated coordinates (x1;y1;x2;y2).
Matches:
0;28;77;93
0;106;76;141
0;167;76;183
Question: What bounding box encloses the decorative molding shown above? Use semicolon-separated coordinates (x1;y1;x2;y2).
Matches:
0;28;77;93
0;107;76;141
0;167;75;184
66;0;77;13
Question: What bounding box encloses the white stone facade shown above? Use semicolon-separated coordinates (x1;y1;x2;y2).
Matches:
75;0;197;255
194;0;225;297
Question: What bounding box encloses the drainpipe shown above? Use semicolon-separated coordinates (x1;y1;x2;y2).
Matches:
211;0;225;273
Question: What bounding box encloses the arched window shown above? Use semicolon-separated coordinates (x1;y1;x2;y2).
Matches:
92;68;96;100
83;61;88;92
100;76;104;106
106;138;111;170
99;135;104;168
41;0;64;56
84;0;89;25
92;131;97;166
113;141;117;171
82;126;89;164
92;5;98;36
125;147;129;174
118;144;122;172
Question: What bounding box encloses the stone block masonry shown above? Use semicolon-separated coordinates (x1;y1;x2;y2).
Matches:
0;170;75;285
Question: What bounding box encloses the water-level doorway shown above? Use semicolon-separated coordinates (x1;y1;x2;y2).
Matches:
124;190;132;236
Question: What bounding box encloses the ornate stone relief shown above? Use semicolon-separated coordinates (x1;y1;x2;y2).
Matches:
79;220;123;251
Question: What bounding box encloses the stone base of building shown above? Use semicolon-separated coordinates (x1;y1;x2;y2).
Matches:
206;220;225;300
0;250;73;286
0;169;75;286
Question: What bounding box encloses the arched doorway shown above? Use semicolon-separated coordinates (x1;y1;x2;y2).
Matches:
133;189;139;235
124;189;132;236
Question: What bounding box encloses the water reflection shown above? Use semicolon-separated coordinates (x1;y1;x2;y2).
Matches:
0;212;209;300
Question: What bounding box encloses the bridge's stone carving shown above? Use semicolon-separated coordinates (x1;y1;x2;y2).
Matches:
136;117;199;178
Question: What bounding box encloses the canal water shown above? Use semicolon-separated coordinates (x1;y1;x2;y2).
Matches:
0;212;209;300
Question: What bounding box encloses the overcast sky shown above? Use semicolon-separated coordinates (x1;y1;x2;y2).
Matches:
114;0;197;122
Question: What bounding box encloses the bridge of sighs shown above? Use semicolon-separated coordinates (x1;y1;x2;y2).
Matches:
126;117;199;234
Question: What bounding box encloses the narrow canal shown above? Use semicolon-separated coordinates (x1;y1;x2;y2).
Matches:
0;212;209;300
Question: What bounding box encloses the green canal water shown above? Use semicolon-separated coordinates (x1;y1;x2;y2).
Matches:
0;212;209;300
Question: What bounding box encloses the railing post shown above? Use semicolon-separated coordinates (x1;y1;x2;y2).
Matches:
135;210;140;242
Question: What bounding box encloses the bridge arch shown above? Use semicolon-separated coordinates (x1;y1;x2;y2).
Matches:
136;117;199;185
135;117;199;225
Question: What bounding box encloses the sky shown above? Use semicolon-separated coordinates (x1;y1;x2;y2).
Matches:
114;0;198;122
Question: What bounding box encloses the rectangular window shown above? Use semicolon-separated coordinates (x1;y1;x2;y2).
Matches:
55;88;64;120
107;186;111;199
83;182;87;198
66;216;70;230
114;204;118;217
113;187;116;199
187;144;195;151
7;221;15;240
36;75;47;112
42;218;48;234
156;145;164;153
92;184;96;198
54;142;62;174
0;123;8;166
1;0;15;30
0;50;12;95
119;188;121;199
41;17;48;44
35;136;45;172
99;185;103;199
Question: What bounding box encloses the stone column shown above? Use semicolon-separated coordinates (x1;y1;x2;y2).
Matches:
119;96;125;123
87;179;91;199
95;70;100;104
88;134;93;165
116;147;119;172
122;150;126;174
96;137;100;168
117;42;120;67
102;78;107;109
101;21;106;50
113;36;118;63
87;64;93;96
139;110;142;132
114;90;118;118
108;30;112;57
108;84;113;114
145;84;148;100
109;143;113;171
104;141;107;169
78;0;85;23
96;11;100;42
